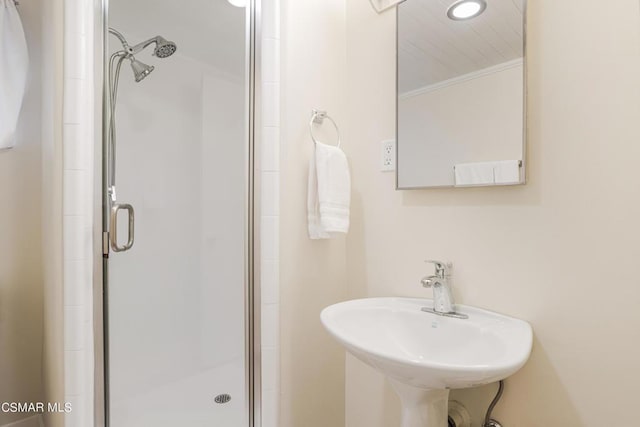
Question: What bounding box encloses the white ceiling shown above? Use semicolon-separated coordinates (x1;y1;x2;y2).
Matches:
398;0;525;93
109;0;247;75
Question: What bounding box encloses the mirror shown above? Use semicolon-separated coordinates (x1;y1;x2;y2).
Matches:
396;0;526;189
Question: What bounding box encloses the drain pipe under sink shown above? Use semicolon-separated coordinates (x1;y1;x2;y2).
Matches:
448;401;471;427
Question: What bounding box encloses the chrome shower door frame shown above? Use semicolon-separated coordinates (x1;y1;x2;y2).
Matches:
92;1;263;426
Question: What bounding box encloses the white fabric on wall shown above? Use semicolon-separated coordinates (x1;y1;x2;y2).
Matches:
369;0;406;13
0;0;28;150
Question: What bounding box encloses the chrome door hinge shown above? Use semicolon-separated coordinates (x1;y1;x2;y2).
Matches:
103;231;110;257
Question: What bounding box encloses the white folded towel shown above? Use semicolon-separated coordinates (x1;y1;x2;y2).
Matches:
454;161;495;186
454;160;521;186
493;160;521;184
0;0;29;150
307;142;351;239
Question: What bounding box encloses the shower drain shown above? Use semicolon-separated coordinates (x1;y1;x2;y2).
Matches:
214;394;232;404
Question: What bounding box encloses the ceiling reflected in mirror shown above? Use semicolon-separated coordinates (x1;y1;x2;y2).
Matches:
398;0;524;95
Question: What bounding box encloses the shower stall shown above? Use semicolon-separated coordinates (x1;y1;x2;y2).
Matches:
95;0;261;425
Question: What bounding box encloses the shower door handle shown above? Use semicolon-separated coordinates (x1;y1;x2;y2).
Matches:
110;203;135;252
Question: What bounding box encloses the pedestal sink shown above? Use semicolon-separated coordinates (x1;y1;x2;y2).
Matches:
321;298;532;427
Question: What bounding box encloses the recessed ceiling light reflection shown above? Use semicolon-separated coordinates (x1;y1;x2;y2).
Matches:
447;0;487;21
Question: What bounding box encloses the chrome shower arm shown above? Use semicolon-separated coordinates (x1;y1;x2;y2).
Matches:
108;28;176;59
128;37;160;55
109;27;132;52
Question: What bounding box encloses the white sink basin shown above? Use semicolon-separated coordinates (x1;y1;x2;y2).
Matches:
321;297;532;427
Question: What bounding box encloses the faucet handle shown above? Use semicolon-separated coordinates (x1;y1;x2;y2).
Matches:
425;260;451;278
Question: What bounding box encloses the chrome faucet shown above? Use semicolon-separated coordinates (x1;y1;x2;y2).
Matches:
420;260;468;319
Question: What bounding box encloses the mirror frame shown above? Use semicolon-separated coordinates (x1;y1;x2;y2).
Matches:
395;0;528;190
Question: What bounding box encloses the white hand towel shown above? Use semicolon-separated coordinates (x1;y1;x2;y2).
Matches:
0;0;29;150
307;149;330;239
494;160;521;184
454;161;495;186
307;142;351;239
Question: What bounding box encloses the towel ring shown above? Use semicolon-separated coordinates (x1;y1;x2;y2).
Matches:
309;110;341;148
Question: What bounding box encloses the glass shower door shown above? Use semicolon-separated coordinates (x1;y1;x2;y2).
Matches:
103;1;251;426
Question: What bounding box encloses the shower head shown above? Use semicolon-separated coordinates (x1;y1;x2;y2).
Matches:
130;57;154;82
109;28;178;59
153;36;177;58
130;36;177;58
109;28;176;84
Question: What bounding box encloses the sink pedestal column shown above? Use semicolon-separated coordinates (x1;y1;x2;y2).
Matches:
389;379;450;427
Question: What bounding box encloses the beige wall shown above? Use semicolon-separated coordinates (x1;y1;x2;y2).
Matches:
279;0;348;426
0;0;45;424
344;0;640;426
